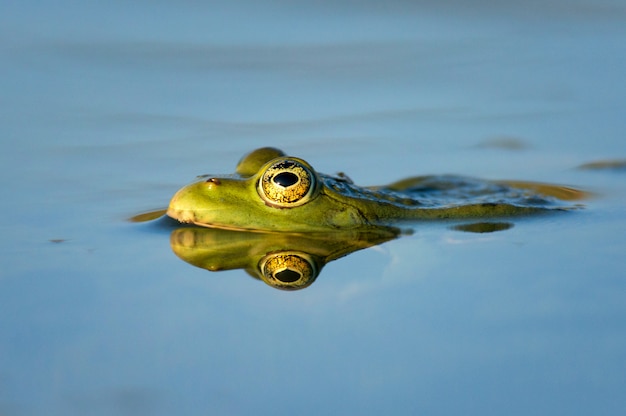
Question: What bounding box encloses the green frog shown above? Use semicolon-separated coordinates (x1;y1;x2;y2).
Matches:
166;147;585;232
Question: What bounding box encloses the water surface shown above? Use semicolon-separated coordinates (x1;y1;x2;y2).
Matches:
1;1;625;415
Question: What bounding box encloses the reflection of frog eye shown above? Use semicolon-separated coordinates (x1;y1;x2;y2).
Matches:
258;159;316;208
259;251;319;290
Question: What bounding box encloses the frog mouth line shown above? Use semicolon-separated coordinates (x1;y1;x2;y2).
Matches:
166;207;262;232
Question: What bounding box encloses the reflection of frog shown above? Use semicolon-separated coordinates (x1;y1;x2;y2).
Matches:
170;227;399;290
169;221;522;290
167;147;586;232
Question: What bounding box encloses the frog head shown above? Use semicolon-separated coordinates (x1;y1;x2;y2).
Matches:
167;147;369;232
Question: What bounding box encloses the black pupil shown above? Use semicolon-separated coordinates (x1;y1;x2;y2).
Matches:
274;269;301;283
273;172;299;187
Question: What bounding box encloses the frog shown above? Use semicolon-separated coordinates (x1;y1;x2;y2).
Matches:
166;147;586;232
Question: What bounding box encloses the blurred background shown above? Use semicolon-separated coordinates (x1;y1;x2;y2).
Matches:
1;1;625;415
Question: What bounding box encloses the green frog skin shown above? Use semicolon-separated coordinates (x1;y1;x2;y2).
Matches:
166;147;584;232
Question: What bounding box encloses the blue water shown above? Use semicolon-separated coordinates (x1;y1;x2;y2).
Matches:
1;1;626;415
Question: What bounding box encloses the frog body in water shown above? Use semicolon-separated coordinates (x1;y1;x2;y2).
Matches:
167;147;585;232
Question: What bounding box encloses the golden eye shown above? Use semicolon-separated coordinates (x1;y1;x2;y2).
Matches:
258;159;316;207
259;251;318;290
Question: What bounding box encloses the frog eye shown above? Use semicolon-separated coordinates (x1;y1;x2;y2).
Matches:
259;252;318;290
258;159;316;207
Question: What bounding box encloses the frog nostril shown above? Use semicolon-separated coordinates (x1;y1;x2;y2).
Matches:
205;177;221;185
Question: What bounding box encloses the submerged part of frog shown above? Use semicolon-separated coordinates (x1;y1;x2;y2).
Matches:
167;147;587;232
